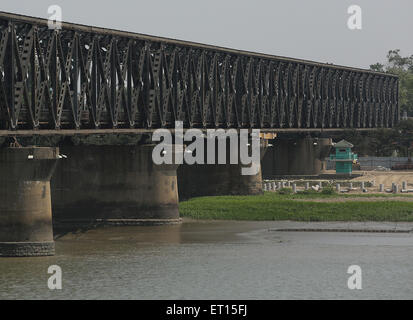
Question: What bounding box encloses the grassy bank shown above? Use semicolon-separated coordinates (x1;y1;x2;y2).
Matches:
180;192;413;222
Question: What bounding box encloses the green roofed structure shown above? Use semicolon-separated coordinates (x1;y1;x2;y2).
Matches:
330;140;358;175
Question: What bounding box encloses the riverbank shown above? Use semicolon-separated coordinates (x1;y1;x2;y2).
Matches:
180;192;413;222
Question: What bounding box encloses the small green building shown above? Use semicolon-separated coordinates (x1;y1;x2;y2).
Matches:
330;140;358;175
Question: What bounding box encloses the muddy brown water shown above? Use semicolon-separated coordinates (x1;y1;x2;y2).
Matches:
1;220;413;300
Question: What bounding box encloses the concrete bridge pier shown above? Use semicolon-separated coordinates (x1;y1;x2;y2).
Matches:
0;147;59;257
51;145;181;225
178;162;264;200
178;138;269;200
262;137;333;177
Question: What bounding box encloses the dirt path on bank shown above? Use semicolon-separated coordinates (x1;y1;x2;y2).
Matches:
351;171;413;187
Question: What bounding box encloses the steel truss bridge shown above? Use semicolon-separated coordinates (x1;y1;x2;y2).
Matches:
0;11;399;135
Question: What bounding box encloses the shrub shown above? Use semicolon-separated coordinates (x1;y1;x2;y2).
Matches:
321;186;336;195
277;188;293;195
300;189;319;195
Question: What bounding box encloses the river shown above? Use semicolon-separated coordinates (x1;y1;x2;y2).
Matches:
1;220;413;300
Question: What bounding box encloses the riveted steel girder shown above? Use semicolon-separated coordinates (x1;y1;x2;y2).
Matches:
0;11;399;133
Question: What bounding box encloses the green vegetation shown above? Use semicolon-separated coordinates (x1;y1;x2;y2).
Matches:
334;120;413;158
277;188;293;195
371;49;413;116
330;50;413;158
180;192;413;222
320;186;336;195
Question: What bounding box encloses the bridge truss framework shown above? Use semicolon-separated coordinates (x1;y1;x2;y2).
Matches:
0;11;399;135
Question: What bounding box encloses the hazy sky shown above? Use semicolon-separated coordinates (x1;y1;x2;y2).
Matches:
1;0;413;69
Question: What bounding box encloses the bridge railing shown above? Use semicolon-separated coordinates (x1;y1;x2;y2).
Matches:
0;11;399;132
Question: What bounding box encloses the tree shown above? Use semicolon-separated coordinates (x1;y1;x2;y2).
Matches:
370;50;413;116
330;51;413;158
392;120;413;159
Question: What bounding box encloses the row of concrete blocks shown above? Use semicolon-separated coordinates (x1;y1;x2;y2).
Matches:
263;181;325;193
265;180;413;194
385;182;413;193
335;182;369;193
335;181;412;193
264;181;294;192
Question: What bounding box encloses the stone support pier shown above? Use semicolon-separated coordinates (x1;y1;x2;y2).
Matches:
51;145;181;225
0;147;59;257
178;138;268;200
262;138;332;177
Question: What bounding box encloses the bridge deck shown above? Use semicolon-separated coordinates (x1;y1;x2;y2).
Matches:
0;11;399;135
0;128;380;138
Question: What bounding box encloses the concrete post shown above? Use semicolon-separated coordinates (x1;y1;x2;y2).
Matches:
403;181;407;191
52;145;182;225
336;184;341;193
0;147;59;257
305;182;310;191
292;184;297;194
361;182;365;191
349;183;353;190
379;184;384;192
263;183;268;191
